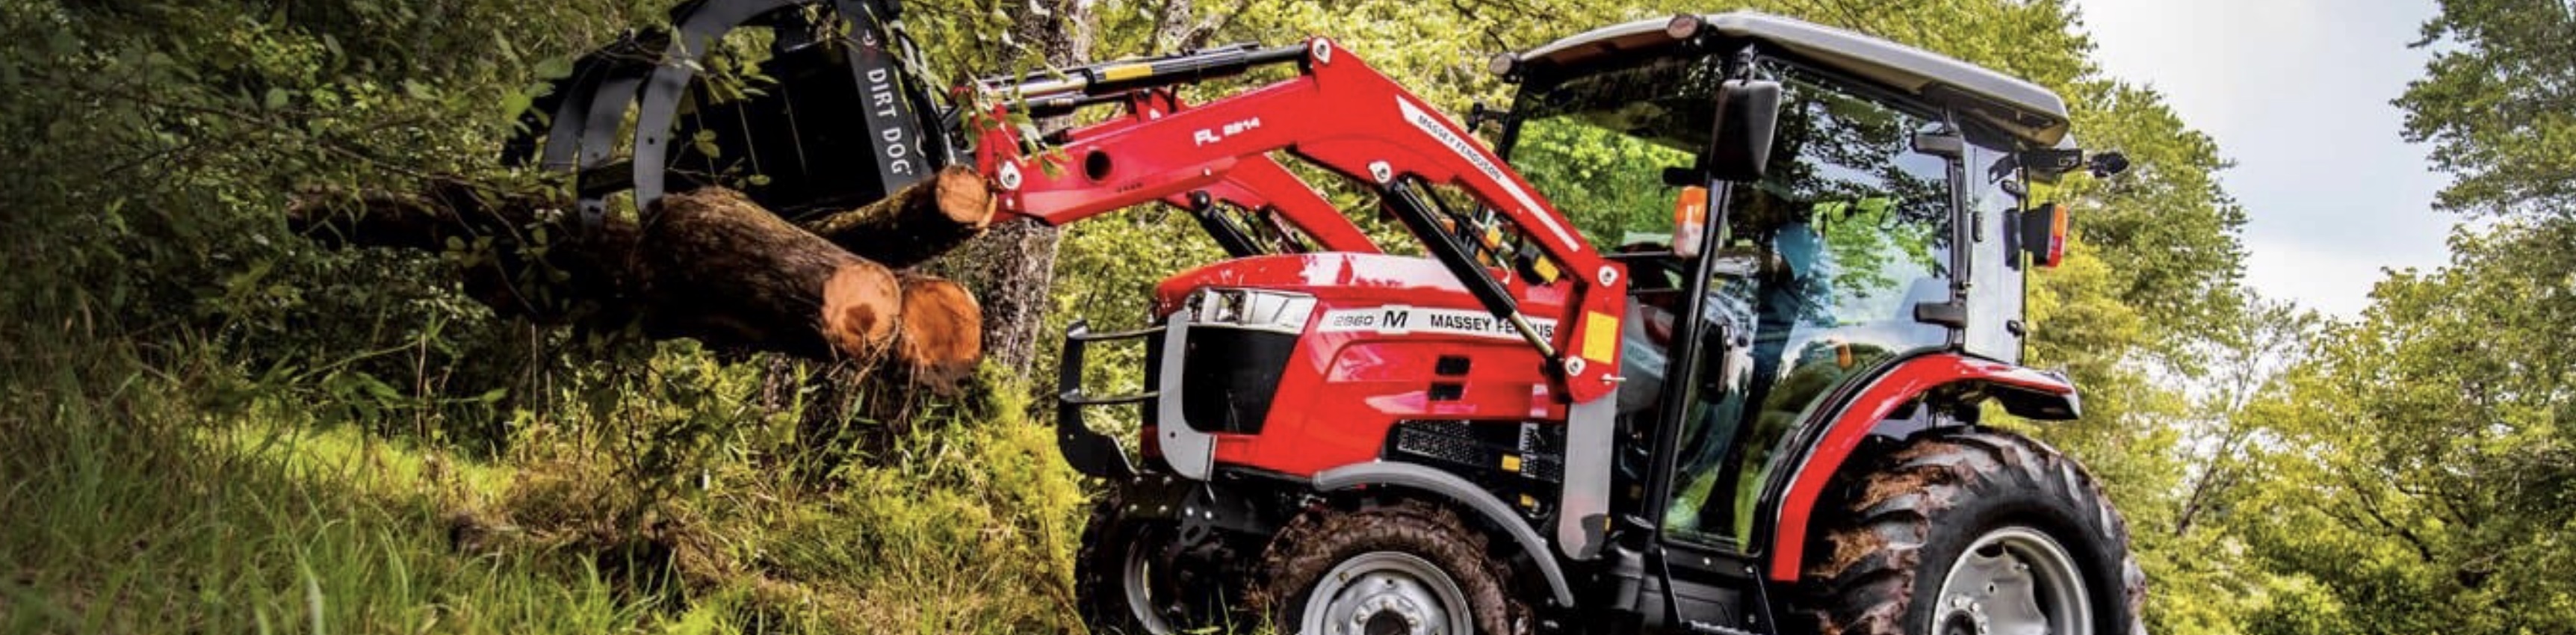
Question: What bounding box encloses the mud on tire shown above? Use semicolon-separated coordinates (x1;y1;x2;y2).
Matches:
1253;499;1530;635
1075;489;1233;635
1798;428;2146;635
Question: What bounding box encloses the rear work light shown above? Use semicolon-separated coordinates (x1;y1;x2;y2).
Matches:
2016;202;2070;268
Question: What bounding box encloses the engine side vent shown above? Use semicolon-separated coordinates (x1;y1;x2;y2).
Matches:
1390;420;1563;483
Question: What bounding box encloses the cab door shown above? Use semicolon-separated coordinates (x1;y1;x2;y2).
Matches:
1650;64;1963;550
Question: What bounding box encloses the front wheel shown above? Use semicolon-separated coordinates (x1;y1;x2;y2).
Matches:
1253;500;1529;635
1799;429;2145;635
1076;490;1235;635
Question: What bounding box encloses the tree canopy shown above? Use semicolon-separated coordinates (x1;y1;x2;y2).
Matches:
1;0;2568;633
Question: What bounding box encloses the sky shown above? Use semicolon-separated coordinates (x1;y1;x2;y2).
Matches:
2076;0;2455;318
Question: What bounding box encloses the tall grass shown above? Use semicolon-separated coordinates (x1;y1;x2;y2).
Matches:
0;340;651;633
0;322;1094;634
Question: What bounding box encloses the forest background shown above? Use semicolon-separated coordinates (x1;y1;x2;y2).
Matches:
1;0;2569;633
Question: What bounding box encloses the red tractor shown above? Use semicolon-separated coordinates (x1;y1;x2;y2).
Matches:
521;4;2143;634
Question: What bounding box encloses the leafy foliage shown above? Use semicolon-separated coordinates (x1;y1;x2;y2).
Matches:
2397;0;2576;218
13;0;2561;634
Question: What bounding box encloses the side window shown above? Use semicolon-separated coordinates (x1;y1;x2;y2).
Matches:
1662;68;1957;546
1962;143;2028;362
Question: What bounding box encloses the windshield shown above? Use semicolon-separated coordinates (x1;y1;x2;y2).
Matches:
1502;53;1727;245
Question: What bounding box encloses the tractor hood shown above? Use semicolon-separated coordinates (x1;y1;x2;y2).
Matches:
1508;11;2072;147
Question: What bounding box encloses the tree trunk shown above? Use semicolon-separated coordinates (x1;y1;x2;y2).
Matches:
286;179;985;392
941;0;1097;380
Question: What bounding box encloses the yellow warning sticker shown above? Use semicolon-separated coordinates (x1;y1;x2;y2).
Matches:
1531;257;1561;282
1101;64;1153;81
1582;311;1619;364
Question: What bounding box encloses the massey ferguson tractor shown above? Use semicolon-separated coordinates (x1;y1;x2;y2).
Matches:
520;3;2145;634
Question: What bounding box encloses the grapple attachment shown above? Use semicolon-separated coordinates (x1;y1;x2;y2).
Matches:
502;0;956;226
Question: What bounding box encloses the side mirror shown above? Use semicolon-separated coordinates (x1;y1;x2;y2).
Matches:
1709;78;1781;182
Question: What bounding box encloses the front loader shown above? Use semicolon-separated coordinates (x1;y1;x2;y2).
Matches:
524;4;2144;634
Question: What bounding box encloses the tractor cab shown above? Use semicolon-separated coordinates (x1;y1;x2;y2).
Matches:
1493;12;2115;629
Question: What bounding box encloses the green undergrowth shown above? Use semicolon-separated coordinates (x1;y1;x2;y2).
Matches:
0;353;644;632
0;332;1094;634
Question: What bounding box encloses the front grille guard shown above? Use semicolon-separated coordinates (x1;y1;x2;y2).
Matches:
1053;319;1165;479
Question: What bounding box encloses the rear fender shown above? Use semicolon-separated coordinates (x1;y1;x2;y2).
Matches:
1311;462;1577;607
1756;353;2077;581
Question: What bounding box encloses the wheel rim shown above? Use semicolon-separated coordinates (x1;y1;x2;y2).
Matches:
1933;526;2093;635
1118;530;1179;634
1300;551;1472;635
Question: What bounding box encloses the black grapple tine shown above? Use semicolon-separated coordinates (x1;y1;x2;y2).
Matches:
829;0;950;185
628;0;817;211
501;33;652;170
570;45;659;229
502;0;956;235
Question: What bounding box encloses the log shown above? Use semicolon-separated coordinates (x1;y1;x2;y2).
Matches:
633;188;904;361
894;273;982;391
800;166;995;269
287;181;986;393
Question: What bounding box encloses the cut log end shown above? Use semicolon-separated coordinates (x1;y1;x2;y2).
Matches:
897;275;983;394
932;167;997;229
819;261;904;359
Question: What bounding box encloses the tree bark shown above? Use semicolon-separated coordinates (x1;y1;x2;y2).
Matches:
941;0;1098;380
1150;0;1254;54
802;166;996;269
286;179;985;391
630;187;905;362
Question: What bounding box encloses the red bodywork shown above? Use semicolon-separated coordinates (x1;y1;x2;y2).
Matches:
1143;253;1570;477
1763;353;2077;580
1118;90;1383;254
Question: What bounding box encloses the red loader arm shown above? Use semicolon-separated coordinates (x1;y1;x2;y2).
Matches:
1124;90;1382;255
971;39;1626;404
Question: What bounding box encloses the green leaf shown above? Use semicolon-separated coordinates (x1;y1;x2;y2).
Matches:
693;129;722;158
498;91;533;124
533;55;575;81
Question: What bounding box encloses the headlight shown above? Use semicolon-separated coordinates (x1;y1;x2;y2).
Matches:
1185;288;1316;333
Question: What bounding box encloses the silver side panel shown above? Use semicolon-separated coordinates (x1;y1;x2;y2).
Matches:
1156;312;1219;480
1556;393;1615;560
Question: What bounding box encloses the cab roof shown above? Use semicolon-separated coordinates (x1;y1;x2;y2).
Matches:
1513;12;2073;147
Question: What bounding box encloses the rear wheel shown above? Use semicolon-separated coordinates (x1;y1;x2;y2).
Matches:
1254;500;1529;635
1798;429;2145;635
